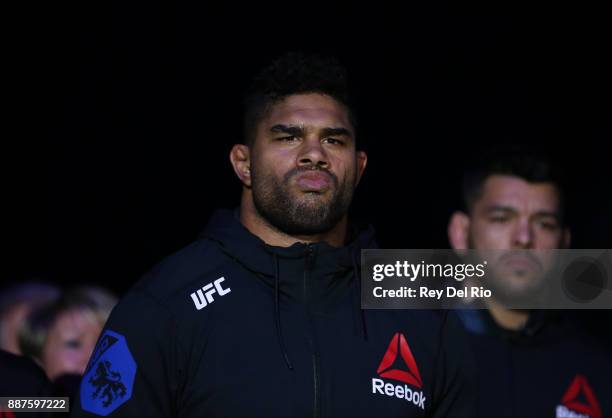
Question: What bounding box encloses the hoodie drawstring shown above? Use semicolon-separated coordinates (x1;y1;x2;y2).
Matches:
274;254;294;370
351;251;368;341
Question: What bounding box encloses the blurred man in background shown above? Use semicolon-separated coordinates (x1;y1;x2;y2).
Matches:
448;147;612;418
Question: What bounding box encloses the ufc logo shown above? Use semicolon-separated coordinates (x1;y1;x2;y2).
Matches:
190;277;231;310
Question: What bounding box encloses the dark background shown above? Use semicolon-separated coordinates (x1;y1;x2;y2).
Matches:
6;2;611;303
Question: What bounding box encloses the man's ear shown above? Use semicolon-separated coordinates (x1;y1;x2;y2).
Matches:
562;227;571;249
355;151;368;186
229;144;252;187
448;211;471;250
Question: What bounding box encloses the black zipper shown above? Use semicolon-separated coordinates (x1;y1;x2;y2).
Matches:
304;244;320;418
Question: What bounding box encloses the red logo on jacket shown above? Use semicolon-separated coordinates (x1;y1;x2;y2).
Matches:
556;374;602;418
377;332;423;388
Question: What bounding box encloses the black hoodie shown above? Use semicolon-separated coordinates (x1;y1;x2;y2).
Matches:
71;209;476;418
457;309;612;418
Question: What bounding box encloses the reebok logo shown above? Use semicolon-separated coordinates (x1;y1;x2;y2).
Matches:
190;277;231;310
556;375;601;418
377;332;423;388
371;332;426;410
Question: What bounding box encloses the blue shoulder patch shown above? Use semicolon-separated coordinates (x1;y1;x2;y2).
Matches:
80;330;137;416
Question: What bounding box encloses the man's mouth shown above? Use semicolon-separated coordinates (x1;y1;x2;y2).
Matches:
500;252;543;273
294;171;333;192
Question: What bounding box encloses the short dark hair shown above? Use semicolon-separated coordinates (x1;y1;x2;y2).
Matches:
243;52;357;147
462;145;567;224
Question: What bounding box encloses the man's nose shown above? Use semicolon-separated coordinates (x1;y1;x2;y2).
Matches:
513;218;534;248
297;137;329;169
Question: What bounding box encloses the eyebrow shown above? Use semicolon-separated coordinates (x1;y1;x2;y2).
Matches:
486;206;560;219
320;127;353;138
531;211;561;220
486;206;517;214
269;124;353;139
270;124;304;136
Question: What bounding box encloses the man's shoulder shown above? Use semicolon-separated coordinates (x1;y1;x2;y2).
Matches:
131;237;239;299
111;237;248;323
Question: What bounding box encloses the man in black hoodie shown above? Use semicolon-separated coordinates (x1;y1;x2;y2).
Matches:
448;147;612;418
71;52;476;418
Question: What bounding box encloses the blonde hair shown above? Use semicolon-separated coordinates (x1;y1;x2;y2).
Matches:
18;285;118;362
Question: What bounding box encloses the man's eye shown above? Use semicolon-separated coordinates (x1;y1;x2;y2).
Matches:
537;220;559;231
323;137;344;145
489;216;509;223
278;136;298;142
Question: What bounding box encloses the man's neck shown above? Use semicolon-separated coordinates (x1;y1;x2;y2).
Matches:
239;195;347;248
484;298;530;331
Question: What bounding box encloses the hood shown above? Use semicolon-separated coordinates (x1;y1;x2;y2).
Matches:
200;208;377;280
